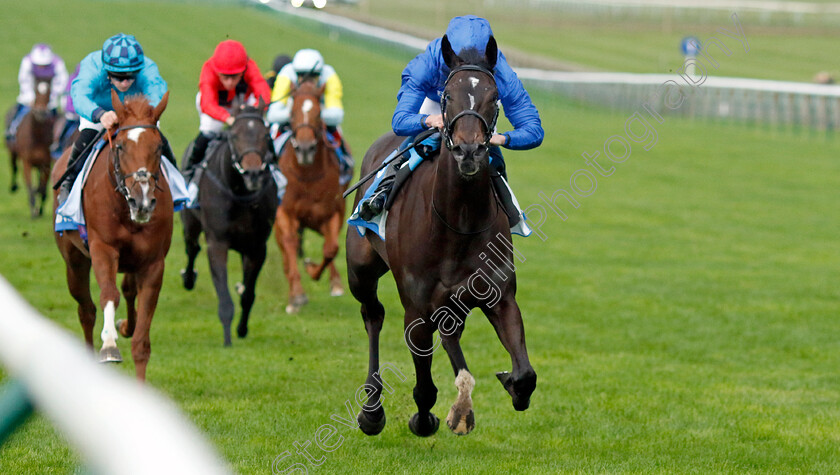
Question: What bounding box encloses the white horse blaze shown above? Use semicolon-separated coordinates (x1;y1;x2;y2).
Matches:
101;301;118;347
37;82;49;95
302;99;314;124
126;128;145;143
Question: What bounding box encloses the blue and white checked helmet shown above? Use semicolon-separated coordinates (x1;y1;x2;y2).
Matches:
101;33;144;73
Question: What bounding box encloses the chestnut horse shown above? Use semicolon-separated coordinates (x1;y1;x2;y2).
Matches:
7;76;54;218
52;91;173;381
180;101;277;346
346;37;536;437
275;80;344;313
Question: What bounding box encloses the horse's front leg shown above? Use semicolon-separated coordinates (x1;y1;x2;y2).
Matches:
60;243;96;347
180;210;201;290
117;273;137;338
304;212;341;282
131;259;165;382
22;159;37;219
9;147;18;193
89;241;122;363
346;229;389;435
37;163;49;216
275;208;307;313
485;297;537;411
440;321;476;435
206;238;233;346
404;314;440;437
236;244;267;339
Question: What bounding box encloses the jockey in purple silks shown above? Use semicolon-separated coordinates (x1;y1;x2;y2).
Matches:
358;15;544;219
6;43;69;142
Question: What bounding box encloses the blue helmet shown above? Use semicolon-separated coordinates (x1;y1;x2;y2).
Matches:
445;15;494;56
101;33;144;73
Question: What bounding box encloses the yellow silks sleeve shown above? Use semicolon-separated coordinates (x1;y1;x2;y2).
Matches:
271;75;292;104
323;73;343;111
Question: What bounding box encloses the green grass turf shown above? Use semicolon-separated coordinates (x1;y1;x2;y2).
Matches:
2;0;840;473
328;0;840;82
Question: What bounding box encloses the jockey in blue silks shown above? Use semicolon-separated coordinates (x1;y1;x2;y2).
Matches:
57;33;174;203
358;15;544;219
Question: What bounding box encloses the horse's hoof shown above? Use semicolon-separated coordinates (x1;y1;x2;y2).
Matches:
357;407;386;436
446;407;475;435
235;282;245;296
10;184;18;193
330;285;344;297
408;412;439;437
497;370;537;411
237;323;248;339
180;268;197;290
99;346;122;363
116;319;134;338
285;294;308;314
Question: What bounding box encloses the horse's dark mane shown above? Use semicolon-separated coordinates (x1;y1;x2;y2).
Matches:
454;47;493;71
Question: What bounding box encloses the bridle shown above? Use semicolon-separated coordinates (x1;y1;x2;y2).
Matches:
227;111;272;174
108;124;161;202
440;64;500;151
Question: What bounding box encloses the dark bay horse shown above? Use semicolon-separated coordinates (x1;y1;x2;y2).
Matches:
52;91;173;381
275;80;345;313
180;102;277;346
346;36;536;437
7;76;55;217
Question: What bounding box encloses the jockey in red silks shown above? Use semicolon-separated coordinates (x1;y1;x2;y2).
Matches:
183;39;272;172
358;15;544;220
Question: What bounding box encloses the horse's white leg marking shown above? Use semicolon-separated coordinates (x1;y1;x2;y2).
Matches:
447;369;476;435
101;301;118;348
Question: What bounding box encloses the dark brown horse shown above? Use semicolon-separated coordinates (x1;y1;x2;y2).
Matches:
52;91;173;381
7;77;55;218
275;80;345;313
180;101;277;346
346;36;536;437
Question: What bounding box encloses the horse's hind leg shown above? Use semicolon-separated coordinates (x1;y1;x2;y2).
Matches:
206;239;234;346
117;273;137;338
441;324;476;435
236;245;267;339
62;247;96;347
485;297;537;411
346;231;389;435
180;211;201;290
37;164;49;216
404;315;440;437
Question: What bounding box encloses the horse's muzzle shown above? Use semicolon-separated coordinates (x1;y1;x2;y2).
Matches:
452;143;488;177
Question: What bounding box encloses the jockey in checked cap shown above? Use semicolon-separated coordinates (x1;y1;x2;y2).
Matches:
266;48;354;185
57;33;173;204
5;43;69;144
182;39;272;174
358;15;544;220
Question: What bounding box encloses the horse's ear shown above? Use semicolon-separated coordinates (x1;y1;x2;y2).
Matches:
318;82;327;97
257;96;267;113
485;36;498;70
289;81;297;95
111;89;125;120
441;35;460;70
153;91;169;123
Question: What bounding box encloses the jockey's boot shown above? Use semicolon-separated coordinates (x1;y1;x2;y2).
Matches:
183;132;212;173
159;133;178;168
57;128;99;204
488;148;519;227
358;163;397;221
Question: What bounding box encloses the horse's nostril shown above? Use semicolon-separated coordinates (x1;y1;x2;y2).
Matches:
149;198;156;207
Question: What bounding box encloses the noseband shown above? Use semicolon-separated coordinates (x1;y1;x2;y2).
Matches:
110;124;161;202
228;112;271;174
441;64;500;150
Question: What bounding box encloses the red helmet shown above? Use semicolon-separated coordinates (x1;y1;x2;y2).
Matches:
212;40;248;75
